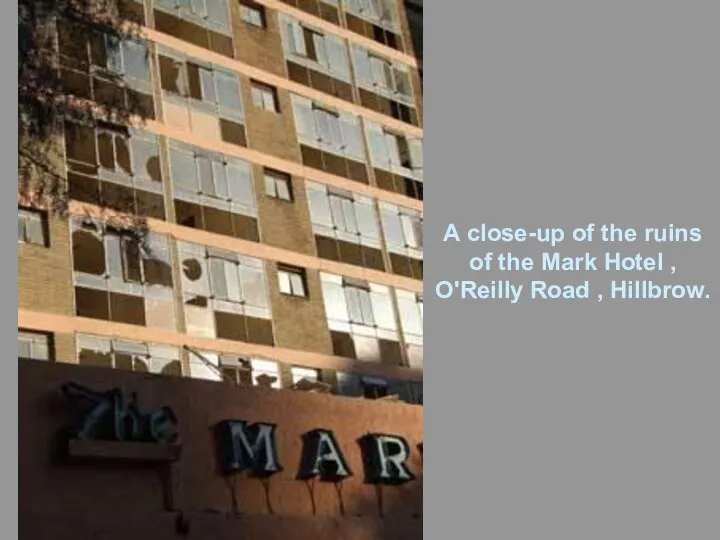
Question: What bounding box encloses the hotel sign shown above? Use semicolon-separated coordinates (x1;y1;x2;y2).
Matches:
61;383;421;485
61;382;179;444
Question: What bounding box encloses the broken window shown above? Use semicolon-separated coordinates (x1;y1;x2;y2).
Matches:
291;366;319;385
351;45;414;101
365;120;423;178
280;16;350;79
320;272;400;363
380;202;423;253
71;219;176;330
177;241;272;341
250;359;281;389
77;334;181;375
155;0;231;33
158;47;243;121
64;121;164;216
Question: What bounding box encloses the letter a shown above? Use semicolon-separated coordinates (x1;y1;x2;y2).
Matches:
443;224;460;242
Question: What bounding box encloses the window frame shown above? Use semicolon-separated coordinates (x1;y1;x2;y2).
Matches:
169;141;257;215
18;330;53;362
263;169;294;202
18;207;49;247
239;0;266;28
291;366;320;385
277;265;308;298
250;358;281;389
250;81;280;112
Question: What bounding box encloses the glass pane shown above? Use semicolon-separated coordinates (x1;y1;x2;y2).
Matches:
131;137;158;179
212;161;228;199
18;337;32;359
264;175;277;197
291;22;306;56
32;339;50;361
306;186;333;227
312;33;328;67
250;86;264;108
180;253;209;295
322;280;348;322
216;72;242;112
105;233;124;278
199;68;216;103
339;115;364;160
209;258;228;299
197;155;214;195
290;273;306;296
384;133;401;168
408;138;424;170
105;35;123;73
293;99;316;140
367;129;390;166
398;296;422;336
206;0;229;27
329;195;347;231
190;351;222;381
345;288;363;323
325;36;348;77
341;198;359;234
315;110;332;143
239;266;267;308
354;335;381;363
292;367;318;383
358;289;375;326
327;113;342;148
170;147;198;192
224;263;242;302
352;47;372;86
276;179;291;201
370;56;389;88
26;215;45;245
393;66;412;97
191;0;207;17
372;289;396;330
123;40;150;81
227;164;254;204
381;208;404;248
278;272;292;295
400;214;420;248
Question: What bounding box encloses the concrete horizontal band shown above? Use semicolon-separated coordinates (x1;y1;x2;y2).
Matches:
68;200;423;294
18;309;424;382
140;27;424;139
253;0;420;68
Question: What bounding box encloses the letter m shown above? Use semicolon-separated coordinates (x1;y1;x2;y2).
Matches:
216;420;283;477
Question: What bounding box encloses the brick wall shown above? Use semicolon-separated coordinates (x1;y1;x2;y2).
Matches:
18;215;74;317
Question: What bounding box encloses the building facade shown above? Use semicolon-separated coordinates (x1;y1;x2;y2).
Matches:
19;1;423;536
18;0;424;405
